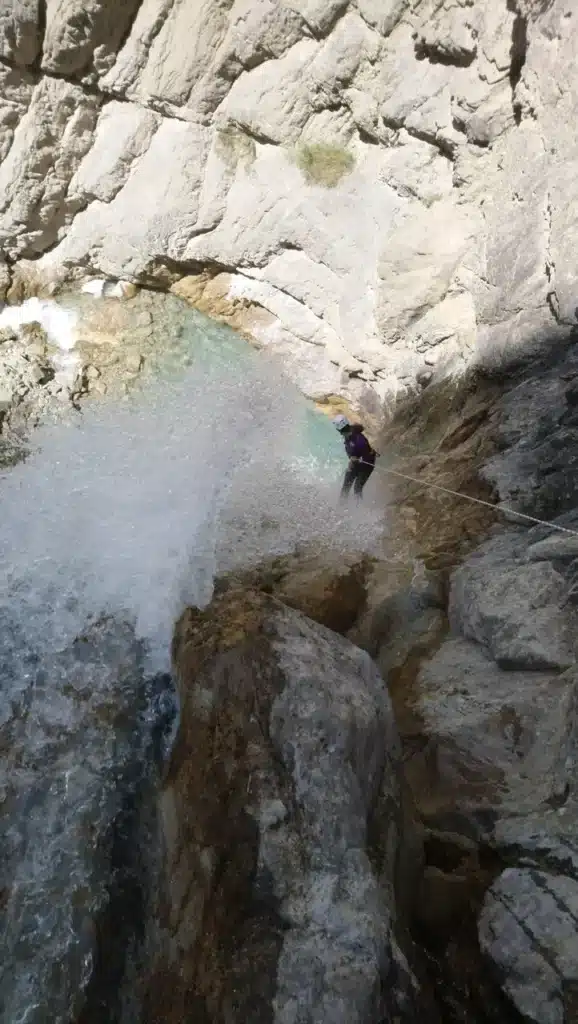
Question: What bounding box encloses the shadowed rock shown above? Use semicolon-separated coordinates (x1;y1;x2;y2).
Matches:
479;867;578;1024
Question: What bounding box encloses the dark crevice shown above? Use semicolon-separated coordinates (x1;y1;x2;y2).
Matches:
507;0;528;125
76;672;176;1024
237;44;279;75
135;255;240;291
230;122;279;147
278;240;302;253
320;0;350;38
387;180;421;202
410;833;517;1023
414;39;477;69
547;290;561;323
357;125;381;145
34;0;47;73
493;837;578;880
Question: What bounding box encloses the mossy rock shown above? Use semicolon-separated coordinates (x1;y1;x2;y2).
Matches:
215;126;256;169
296;142;355;188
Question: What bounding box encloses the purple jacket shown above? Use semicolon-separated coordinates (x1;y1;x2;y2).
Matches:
344;428;376;464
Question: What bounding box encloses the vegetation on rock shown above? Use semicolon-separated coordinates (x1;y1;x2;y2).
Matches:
215;125;257;170
295;142;355;188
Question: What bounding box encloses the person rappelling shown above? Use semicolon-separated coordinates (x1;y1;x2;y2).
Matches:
333;414;377;500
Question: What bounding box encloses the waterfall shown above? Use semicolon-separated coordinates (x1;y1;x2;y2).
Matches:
0;318;383;1023
0;347;381;669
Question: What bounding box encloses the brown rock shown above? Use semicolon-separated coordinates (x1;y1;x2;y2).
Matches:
274;558;368;634
20;321;48;359
171;272;273;344
143;585;423;1023
416;867;476;938
219;550;372;637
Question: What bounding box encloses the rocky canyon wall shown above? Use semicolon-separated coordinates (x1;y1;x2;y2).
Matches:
0;0;576;409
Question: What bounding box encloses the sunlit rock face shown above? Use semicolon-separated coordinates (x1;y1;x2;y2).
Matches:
1;1;576;409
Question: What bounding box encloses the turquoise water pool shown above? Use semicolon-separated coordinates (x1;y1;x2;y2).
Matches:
144;298;345;481
58;288;345;484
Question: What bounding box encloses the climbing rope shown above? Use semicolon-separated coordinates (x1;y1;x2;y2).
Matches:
356;458;578;539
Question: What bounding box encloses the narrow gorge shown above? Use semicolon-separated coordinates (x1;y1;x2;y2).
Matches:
0;1;577;1023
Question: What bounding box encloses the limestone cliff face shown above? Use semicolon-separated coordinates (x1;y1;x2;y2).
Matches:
0;0;575;408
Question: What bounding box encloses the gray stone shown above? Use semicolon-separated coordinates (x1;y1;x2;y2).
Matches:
152;587;423;1022
527;535;578;563
479;868;578;1024
349;557;446;679
449;534;574;671
413;639;578;833
0;331;71;430
123;349;144;374
42;0;143;78
0;77;102;259
0;618;168;1024
0;0;40;65
492;821;578;878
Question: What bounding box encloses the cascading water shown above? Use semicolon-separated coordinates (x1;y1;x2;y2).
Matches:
0;295;384;1023
0;297;81;388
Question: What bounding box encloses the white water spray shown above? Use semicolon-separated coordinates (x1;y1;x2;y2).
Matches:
0;297;80;386
0;348;382;671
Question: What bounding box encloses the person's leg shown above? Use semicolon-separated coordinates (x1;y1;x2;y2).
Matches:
340;462;357;499
353;463;374;497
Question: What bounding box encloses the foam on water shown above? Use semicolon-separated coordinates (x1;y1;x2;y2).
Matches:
0;297;78;351
0;343;383;672
0;297;80;385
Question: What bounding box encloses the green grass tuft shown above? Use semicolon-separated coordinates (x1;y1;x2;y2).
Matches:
295;142;355;188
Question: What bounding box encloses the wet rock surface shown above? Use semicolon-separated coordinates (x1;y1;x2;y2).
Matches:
0;618;176;1024
144;585;427;1024
0;321;72;462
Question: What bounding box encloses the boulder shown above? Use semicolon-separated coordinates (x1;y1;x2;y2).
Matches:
479;868;578;1024
0;327;69;433
144;586;424;1023
449;532;574;671
411;639;578;836
241;550;371;635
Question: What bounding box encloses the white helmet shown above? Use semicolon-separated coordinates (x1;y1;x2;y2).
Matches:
332;414;350;432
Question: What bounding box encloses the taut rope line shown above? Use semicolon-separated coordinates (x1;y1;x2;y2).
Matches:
356;458;578;539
